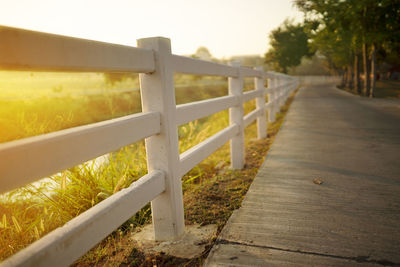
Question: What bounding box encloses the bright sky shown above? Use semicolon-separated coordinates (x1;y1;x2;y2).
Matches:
0;0;303;58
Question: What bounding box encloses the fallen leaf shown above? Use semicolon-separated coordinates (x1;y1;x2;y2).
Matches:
313;178;323;185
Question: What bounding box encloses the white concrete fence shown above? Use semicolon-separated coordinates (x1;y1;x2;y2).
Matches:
0;26;298;266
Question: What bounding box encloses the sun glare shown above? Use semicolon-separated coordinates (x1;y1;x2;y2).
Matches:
0;71;141;143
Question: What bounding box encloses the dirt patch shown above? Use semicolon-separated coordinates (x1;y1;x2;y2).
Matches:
130;224;217;259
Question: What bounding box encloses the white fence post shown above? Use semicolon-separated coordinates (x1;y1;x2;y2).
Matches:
267;75;276;123
276;77;281;110
229;62;245;169
277;76;283;111
284;79;288;102
282;77;287;104
137;37;185;241
255;67;267;139
274;76;280;116
287;77;293;101
280;76;285;107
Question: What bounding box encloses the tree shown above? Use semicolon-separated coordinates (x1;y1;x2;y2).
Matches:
295;0;400;97
265;20;313;73
192;46;213;61
295;0;355;86
358;0;400;97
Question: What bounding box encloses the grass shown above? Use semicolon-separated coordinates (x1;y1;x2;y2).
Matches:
0;92;142;143
374;80;400;98
339;79;400;99
0;70;295;265
0;71;141;144
0;72;230;144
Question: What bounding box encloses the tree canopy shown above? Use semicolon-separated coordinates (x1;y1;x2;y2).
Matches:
265;20;313;73
294;0;400;96
192;46;213;61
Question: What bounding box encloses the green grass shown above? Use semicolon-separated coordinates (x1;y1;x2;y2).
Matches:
0;92;142;143
0;142;149;258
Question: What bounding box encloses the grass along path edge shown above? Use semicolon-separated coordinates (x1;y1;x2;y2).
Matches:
73;88;299;267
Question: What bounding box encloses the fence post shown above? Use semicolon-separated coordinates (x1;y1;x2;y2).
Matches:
229;62;245;169
276;76;281;110
287;76;293;101
275;75;285;111
267;75;276;123
284;78;287;103
280;75;285;107
283;76;287;103
282;76;287;104
277;78;280;108
255;67;267;139
137;37;185;241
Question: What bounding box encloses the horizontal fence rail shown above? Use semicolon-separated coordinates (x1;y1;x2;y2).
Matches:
179;125;239;177
243;89;264;102
1;171;165;267
0;26;300;267
244;108;264;127
176;95;239;126
172;55;238;77
0;26;155;73
0;112;160;194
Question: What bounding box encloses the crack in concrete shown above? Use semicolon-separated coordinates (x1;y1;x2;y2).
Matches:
216;239;400;266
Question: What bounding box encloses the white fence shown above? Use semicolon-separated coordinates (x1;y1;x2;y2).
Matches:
0;26;298;266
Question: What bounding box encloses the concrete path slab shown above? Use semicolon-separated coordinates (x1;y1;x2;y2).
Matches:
205;84;400;266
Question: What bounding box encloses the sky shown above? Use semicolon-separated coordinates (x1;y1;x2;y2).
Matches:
0;0;303;58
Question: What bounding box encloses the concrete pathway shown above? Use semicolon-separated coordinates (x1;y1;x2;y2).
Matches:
205;84;400;266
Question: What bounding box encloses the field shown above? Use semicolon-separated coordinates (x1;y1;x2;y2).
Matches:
0;70;261;262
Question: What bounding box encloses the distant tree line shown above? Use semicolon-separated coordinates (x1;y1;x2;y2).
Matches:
265;0;400;97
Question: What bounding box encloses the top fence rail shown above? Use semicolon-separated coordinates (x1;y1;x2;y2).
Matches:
0;26;155;72
1;26;268;78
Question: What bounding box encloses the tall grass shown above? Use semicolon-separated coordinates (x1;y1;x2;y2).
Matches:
0;92;142;144
0;72;259;261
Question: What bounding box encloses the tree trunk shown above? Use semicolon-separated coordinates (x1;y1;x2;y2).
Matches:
354;53;360;93
347;64;353;89
362;42;370;96
342;68;347;87
370;43;376;98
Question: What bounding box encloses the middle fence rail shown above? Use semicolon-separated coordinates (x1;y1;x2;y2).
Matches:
0;26;298;267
